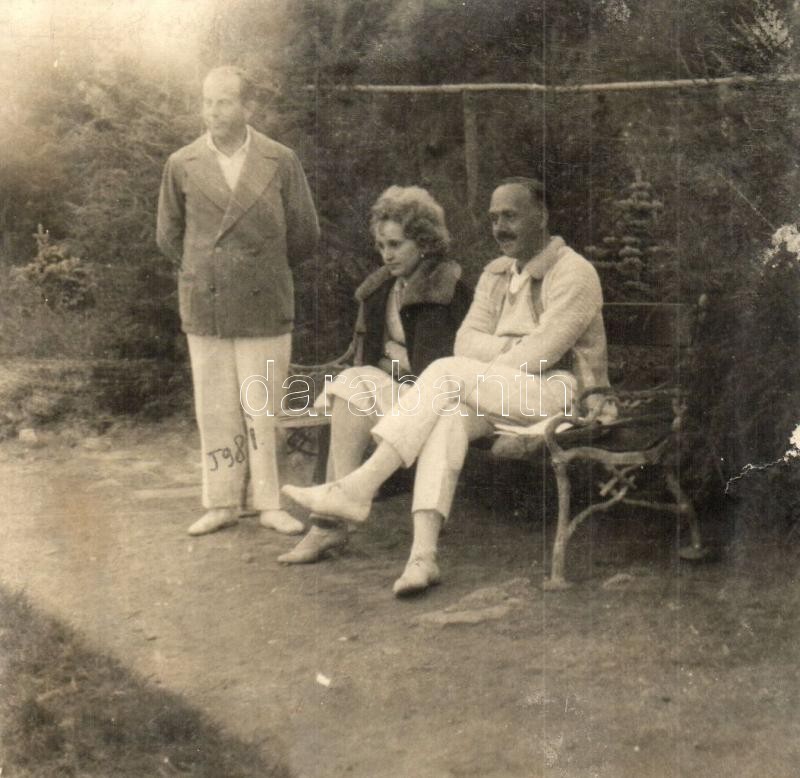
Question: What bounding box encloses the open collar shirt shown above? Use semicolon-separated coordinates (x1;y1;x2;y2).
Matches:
206;125;252;191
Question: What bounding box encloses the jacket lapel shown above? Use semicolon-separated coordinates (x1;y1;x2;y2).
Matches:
184;141;232;214
218;140;279;239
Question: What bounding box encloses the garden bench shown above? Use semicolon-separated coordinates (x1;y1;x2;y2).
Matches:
280;299;708;589
487;300;708;589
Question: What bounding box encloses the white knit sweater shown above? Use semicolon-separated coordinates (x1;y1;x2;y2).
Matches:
454;238;610;396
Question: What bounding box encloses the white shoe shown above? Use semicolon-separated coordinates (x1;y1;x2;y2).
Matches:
259;510;305;535
392;555;441;597
281;482;370;523
188;509;238;536
277;524;349;564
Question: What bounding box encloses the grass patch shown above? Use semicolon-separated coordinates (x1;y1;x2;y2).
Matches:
0;359;192;440
0;586;290;777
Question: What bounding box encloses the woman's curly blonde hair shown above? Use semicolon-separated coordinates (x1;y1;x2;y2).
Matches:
369;186;451;260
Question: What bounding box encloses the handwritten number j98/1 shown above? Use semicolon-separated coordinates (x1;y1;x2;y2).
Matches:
207;434;249;472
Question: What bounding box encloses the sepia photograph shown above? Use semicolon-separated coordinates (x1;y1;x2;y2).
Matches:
1;1;799;776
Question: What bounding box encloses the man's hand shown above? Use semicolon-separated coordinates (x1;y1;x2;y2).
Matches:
499;335;523;354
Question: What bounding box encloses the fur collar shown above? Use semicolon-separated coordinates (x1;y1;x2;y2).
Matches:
355;260;462;307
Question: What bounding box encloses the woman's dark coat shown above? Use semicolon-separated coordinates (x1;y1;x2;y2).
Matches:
354;259;472;378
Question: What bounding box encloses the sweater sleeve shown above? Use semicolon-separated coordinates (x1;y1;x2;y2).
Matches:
494;257;602;372
454;271;513;361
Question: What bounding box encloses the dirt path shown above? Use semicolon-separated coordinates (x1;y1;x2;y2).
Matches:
0;419;798;777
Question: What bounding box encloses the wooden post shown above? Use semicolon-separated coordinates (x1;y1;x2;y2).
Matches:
462;92;479;223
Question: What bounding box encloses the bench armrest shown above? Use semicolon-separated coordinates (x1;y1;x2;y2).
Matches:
545;380;687;458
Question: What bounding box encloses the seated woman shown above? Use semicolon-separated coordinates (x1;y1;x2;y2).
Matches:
278;185;471;590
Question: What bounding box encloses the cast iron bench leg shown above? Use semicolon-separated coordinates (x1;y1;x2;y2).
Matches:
544;460;574;591
666;468;709;560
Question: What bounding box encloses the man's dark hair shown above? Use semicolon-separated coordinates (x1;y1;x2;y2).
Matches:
497;176;549;210
204;66;258;103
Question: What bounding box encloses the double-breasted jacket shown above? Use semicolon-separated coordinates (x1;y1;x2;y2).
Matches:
157;129;319;338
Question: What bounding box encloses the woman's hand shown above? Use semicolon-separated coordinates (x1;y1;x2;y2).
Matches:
383;340;412;374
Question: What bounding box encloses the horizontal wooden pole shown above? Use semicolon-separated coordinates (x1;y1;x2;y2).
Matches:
305;72;800;95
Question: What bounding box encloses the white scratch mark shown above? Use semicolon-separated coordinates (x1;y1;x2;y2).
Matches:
725;422;800;494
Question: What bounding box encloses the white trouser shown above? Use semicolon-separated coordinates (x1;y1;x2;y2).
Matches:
187;333;291;510
317;365;398;481
411;409;493;519
371;356;576;519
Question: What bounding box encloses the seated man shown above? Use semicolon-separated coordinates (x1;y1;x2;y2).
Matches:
283;177;611;596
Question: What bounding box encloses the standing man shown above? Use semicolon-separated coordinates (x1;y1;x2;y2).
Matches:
157;66;319;536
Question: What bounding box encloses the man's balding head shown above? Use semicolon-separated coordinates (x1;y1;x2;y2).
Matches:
203;66;257;104
202;66;254;150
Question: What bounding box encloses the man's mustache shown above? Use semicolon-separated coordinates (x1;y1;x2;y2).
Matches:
495;232;516;242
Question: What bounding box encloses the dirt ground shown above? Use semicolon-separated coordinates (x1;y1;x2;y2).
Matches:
0;418;798;778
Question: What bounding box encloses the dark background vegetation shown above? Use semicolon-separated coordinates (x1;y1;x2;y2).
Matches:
1;0;799;510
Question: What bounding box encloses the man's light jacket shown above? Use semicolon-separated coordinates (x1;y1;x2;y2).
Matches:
157;128;319;338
